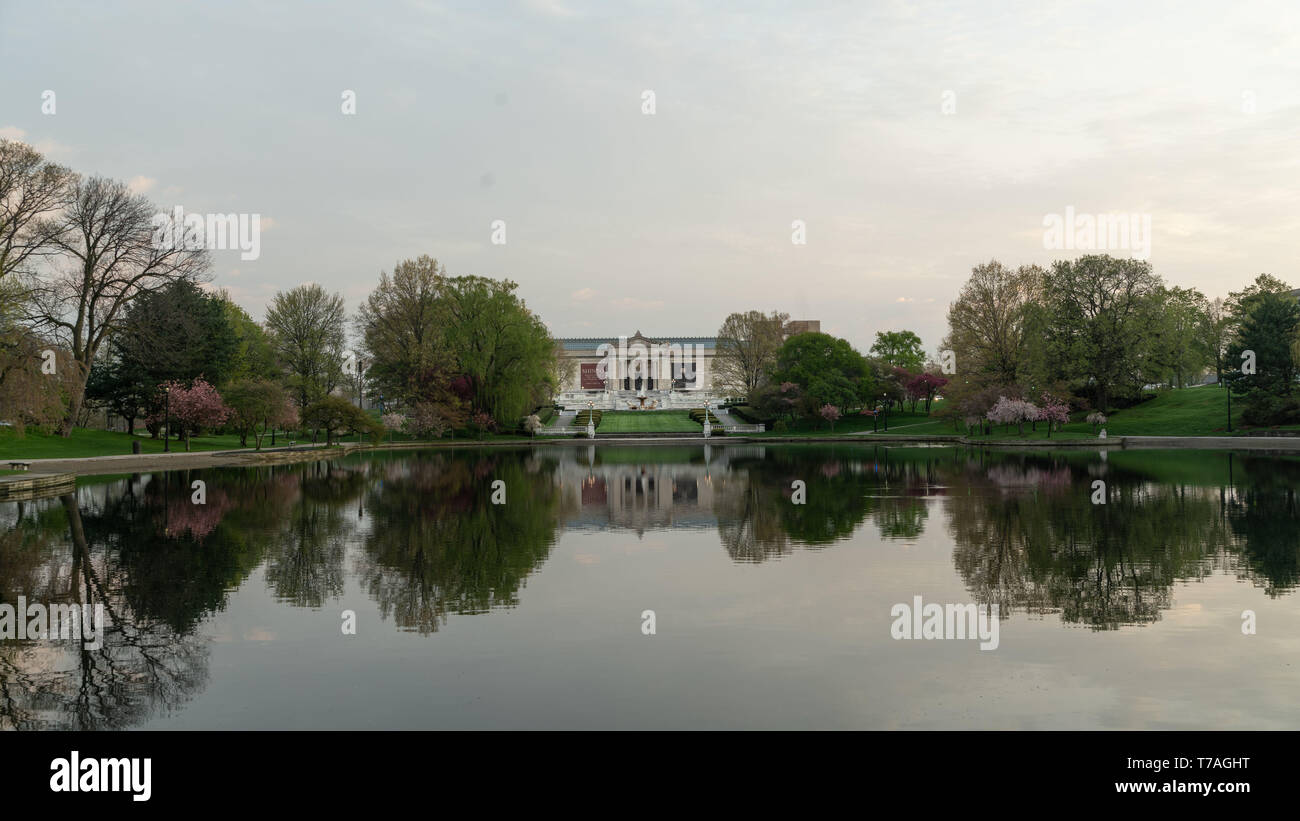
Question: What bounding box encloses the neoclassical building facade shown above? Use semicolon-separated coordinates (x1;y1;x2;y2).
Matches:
555;331;718;400
553;322;819;408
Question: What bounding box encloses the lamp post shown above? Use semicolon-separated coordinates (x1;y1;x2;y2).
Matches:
881;394;889;431
703;400;712;438
1226;378;1233;433
586;400;595;439
163;385;171;453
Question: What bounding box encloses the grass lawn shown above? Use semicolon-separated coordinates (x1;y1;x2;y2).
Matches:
0;428;251;459
596;411;701;433
752;409;936;436
875;384;1274;440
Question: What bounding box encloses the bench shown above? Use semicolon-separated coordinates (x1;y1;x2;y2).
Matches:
7;461;31;471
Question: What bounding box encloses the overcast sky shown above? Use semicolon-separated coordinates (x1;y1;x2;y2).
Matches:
4;0;1299;353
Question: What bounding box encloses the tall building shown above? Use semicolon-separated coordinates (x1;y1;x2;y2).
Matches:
784;319;821;338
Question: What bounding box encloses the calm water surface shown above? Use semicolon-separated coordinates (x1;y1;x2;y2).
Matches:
2;444;1298;729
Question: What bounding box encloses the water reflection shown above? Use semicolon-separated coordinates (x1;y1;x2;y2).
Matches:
2;445;1300;728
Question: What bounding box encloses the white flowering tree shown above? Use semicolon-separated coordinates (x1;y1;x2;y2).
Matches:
987;396;1037;435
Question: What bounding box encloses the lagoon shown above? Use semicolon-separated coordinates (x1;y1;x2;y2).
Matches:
1;444;1298;730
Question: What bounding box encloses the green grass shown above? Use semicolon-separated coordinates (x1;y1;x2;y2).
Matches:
0;428;250;459
875;384;1268;440
753;409;936;436
596;411;701;433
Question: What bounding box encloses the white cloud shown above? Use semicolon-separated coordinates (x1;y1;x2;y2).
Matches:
127;175;157;194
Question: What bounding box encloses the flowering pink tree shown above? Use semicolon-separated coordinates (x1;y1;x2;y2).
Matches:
820;403;841;431
987;396;1037;435
470;410;495;439
276;397;300;432
1037;393;1070;438
906;372;949;413
163;379;231;451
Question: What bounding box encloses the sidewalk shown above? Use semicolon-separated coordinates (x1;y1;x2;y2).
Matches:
19;443;338;476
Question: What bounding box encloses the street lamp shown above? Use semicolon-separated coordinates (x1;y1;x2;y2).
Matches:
881;393;889;431
586;400;596;439
163;385;171;453
1226;376;1233;433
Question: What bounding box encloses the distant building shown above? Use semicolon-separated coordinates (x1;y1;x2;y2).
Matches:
784;319;820;338
554;321;820;408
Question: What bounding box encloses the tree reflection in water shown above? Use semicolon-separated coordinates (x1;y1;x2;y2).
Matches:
3;445;1300;728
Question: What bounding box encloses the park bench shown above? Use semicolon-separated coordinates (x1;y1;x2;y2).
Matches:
7;461;31;471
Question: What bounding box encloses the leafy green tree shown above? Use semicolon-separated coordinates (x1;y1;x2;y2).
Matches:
1144;285;1211;389
1198;296;1232;386
1041;254;1162;411
869;330;925;372
440;275;557;424
355;255;453;406
224;378;291;448
87;279;237;435
116;279;238;384
1226;289;1300;422
771;332;873;418
301;395;381;445
266;284;347;409
214;290;278;382
85;355;154;433
941;260;1043;388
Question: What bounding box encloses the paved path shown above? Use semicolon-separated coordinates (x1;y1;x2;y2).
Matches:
18;444;337;476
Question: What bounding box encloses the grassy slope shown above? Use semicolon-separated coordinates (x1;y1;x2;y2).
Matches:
0;428;250;459
876;384;1261;439
597;411;701;432
752;409;935;436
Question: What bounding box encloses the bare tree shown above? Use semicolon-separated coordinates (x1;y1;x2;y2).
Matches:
22;176;208;434
0;141;75;428
714;310;789;396
0;139;72;282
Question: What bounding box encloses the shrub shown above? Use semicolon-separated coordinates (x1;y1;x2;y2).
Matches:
1241;392;1300;426
772;419;788;433
728;404;770;424
688;409;722;425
